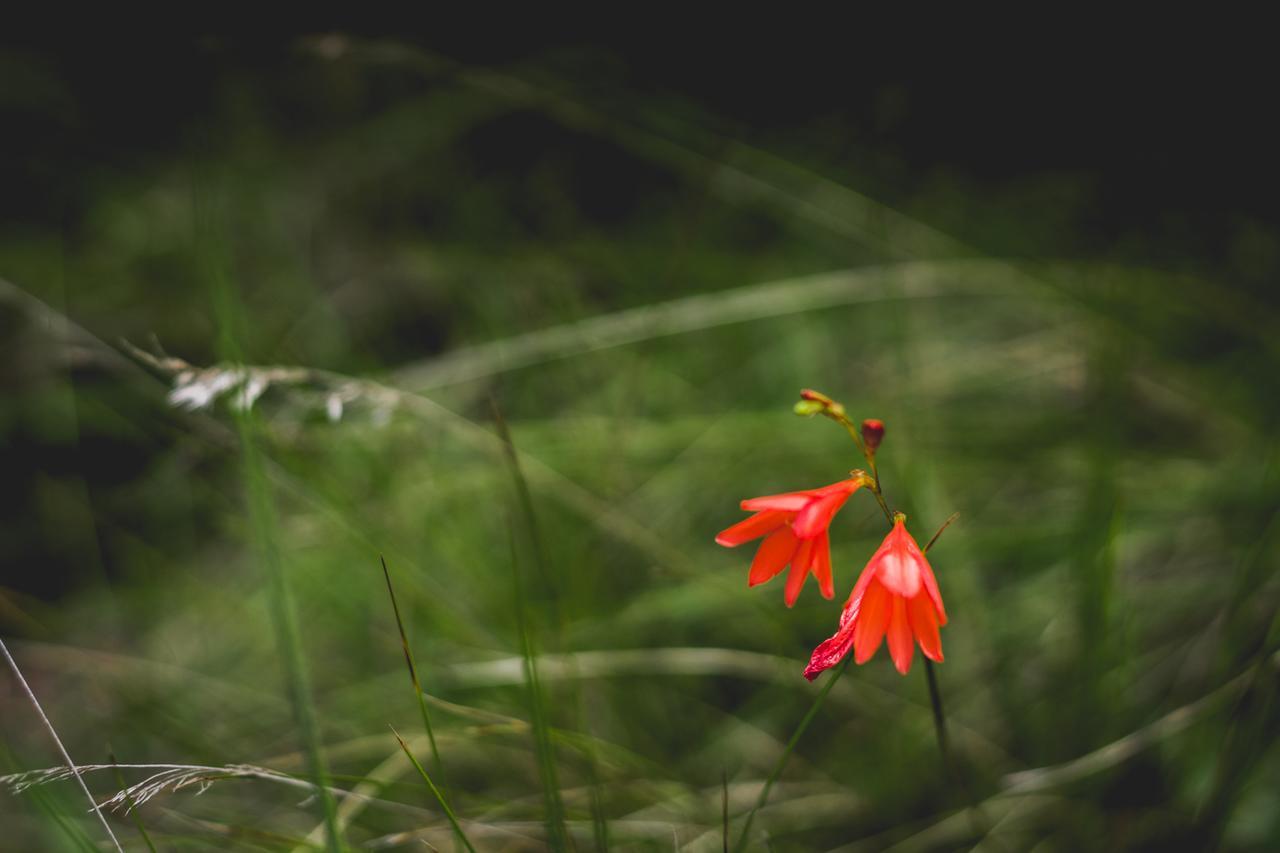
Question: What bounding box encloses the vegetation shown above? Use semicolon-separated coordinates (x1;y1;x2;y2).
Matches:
2;37;1278;851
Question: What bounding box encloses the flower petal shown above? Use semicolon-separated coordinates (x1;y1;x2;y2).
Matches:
715;510;787;547
919;559;948;626
792;489;852;539
907;593;943;662
853;581;891;664
784;536;817;607
812;531;834;599
740;492;812;512
886;595;915;675
875;523;923;598
748;526;797;586
844;555;878;614
898;522;947;624
803;595;858;681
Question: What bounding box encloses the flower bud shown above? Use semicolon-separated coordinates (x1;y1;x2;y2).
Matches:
794;399;825;417
800;388;833;404
861;419;885;452
798;389;845;418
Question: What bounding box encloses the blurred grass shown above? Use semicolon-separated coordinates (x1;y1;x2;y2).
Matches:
2;37;1280;851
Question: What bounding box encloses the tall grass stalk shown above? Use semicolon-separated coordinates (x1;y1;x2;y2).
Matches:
233;405;343;853
492;396;573;850
390;727;476;853
201;186;343;851
379;557;448;794
109;751;157;853
0;638;123;852
505;523;572;851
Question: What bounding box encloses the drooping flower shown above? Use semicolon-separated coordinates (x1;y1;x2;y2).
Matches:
804;512;946;678
715;477;865;606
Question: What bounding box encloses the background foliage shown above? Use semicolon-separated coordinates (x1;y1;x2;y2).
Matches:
2;36;1278;851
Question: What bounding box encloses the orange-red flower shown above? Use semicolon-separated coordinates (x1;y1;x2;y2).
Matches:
804;513;946;678
715;478;863;606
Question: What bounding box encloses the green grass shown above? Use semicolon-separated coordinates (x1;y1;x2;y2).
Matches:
3;39;1280;851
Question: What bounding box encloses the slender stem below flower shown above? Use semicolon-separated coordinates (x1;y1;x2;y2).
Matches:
924;512;961;554
731;654;853;853
923;659;951;766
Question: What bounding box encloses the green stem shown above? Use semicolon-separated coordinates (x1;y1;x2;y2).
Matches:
923;659;951;768
109;751;157;853
379;557;449;801
731;655;853;853
830;411;894;523
391;728;477;853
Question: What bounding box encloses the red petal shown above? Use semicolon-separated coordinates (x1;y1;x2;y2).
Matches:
803;595;858;681
907;593;943;662
853;581;891;664
876;522;922;598
844;558;879;616
748;526;797;586
715;510;787;547
919;559;948;626
784;536;817;607
886;595;914;675
812;531;834;599
740;492;812;512
898;521;947;624
792;489;851;539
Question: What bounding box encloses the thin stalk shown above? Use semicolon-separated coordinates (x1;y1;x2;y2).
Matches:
924;512;961;554
390;728;476;853
506;524;571;851
235;408;343;853
922;660;951;770
109;751;157;853
829;410;893;523
731;654;852;853
490;396;577;851
721;770;730;853
0;638;123;853
1194;601;1280;848
201;182;342;851
379;557;447;794
920;519;960;789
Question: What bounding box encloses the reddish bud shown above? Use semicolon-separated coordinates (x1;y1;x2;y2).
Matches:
798;389;845;418
861;419;885;452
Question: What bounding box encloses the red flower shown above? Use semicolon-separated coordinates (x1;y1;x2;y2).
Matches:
715;478;863;606
804;513;946;678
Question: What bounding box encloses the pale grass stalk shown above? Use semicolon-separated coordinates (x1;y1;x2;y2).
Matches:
0;638;123;852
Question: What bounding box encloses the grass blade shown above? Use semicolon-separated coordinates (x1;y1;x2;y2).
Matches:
108;751;157;853
505;520;572;851
390;727;476;853
0;638;123;852
491;397;574;851
206;220;344;851
379;556;448;794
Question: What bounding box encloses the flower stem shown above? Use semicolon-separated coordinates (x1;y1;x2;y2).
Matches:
923;658;951;768
731;654;853;853
830;411;894;524
924;512;961;553
920;515;957;769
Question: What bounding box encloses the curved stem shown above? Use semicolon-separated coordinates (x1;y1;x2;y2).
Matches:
830;411;894;524
731;654;853;853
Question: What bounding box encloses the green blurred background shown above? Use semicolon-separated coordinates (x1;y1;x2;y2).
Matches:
2;35;1278;851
